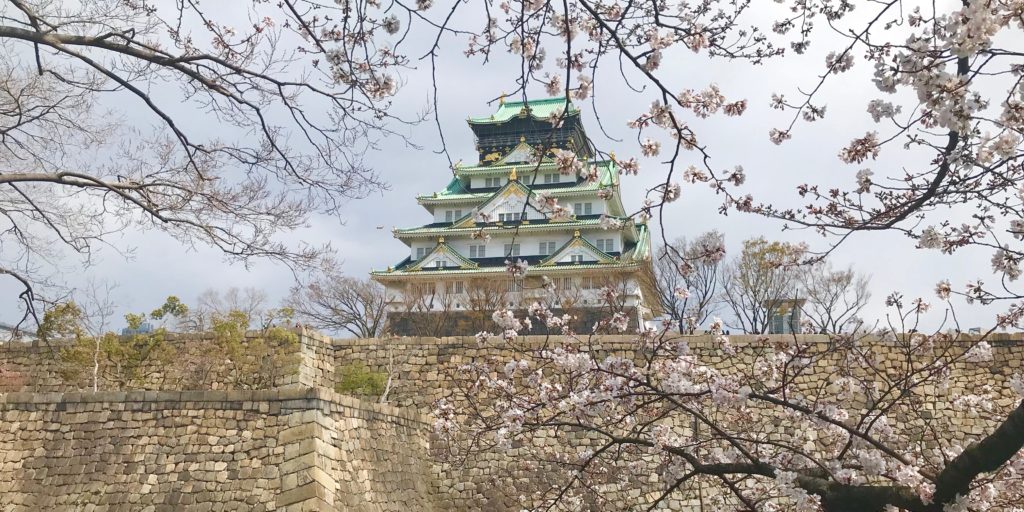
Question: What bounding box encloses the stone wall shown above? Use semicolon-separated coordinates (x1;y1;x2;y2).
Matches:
0;329;331;393
331;332;1024;409
331;333;1024;510
2;331;1023;510
0;387;437;511
385;307;641;337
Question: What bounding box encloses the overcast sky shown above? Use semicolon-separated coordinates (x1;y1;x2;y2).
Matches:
0;1;1007;333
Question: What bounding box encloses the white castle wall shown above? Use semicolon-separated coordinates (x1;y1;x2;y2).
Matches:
408;231;625;261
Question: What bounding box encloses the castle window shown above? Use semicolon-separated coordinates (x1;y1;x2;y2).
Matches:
498;212;522;222
539;241;557;255
570;254;584;264
485;177;505;188
543;173;559;184
445;209;463;222
504;243;521;257
469;245;486;258
573;202;593;216
416;247;427;259
595;238;614;252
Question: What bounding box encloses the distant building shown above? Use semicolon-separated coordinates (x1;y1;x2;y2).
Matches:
0;322;33;342
767;299;805;334
371;97;657;335
121;322;154;336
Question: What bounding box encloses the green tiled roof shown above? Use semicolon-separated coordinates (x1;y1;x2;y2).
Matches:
419;161;618;205
374;221;651;277
416;192;490;205
440;177;469;195
371;261;643;278
537;233;617;267
405;242;479;271
418;182;607;204
456;159;616;178
468;97;578;124
624;223;651;261
393;217;624;237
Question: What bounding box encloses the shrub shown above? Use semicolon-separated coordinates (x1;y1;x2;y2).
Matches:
335;362;386;397
210;309;300;390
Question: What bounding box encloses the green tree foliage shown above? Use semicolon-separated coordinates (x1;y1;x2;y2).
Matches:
208;307;300;390
58;297;187;389
335;362;386;397
54;296;300;391
150;296;189;323
36;302;85;344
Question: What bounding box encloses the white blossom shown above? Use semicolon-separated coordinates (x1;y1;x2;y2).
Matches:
856;168;873;193
963;341;993;363
554;149;582;175
991;250;1022;280
825;51;854;73
1010;373;1024;397
382;15;400;35
769;128;791;145
918;227;944;250
545;75;562;97
617;157;639;176
598;214;623;230
661;182;681;203
640;138;661;157
866;99;901;122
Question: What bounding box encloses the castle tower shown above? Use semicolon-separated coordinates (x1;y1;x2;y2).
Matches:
371;97;657;335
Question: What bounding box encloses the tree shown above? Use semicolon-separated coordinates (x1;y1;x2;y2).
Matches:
394;281;458;338
57;296;187;390
55;293;298;390
439;303;1024;512
465;278;511;334
719;237;803;334
799;262;872;334
1;0;401;330
287;271;388;338
652;232;726;333
206;307;300;390
190;287;270;332
392;1;1021;510
77;280;118;391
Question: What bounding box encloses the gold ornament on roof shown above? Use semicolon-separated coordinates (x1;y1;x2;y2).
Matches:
509;168;518;181
438;236;445;244
573;230;581;238
499;92;507;105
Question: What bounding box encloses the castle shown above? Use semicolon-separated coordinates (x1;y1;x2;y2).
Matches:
371;97;657;335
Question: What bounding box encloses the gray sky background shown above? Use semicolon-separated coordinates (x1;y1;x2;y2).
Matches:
0;1;1005;333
